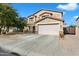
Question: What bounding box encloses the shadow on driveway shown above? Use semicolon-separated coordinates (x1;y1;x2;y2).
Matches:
0;47;20;56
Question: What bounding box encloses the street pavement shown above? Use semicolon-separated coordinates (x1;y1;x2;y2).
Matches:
0;34;79;56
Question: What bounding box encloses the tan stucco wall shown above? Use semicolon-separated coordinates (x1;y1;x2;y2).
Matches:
27;15;35;24
76;19;79;36
76;26;79;36
36;18;60;24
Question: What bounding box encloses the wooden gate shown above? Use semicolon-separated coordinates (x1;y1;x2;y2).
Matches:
64;27;76;35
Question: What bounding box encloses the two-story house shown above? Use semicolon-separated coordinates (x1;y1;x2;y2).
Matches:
27;9;64;35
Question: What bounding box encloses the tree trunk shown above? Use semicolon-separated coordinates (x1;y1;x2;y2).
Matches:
0;28;1;35
7;26;9;32
0;26;3;35
6;26;9;34
2;26;6;34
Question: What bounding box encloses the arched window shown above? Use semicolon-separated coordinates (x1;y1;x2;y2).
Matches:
40;12;53;18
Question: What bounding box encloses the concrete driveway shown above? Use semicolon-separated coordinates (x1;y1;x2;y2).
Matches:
0;34;79;56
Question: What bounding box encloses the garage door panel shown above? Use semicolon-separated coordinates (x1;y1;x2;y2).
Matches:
38;24;60;35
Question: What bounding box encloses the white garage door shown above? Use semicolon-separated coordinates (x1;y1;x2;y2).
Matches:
38;24;60;35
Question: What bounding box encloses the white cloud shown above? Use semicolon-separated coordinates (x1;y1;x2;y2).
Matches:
57;3;78;11
74;16;79;19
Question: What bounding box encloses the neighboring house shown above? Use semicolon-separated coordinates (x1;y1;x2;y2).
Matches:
8;27;17;32
76;16;79;35
0;27;17;34
27;9;64;35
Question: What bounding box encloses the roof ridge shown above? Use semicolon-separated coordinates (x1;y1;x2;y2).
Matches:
27;9;63;18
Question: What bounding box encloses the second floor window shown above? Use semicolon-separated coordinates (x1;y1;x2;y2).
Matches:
29;17;34;22
29;17;34;19
41;13;53;18
42;14;49;17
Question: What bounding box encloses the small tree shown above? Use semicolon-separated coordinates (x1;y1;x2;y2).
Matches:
69;25;76;28
0;3;18;34
16;17;27;32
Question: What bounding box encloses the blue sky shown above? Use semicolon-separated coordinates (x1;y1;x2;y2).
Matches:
11;3;79;25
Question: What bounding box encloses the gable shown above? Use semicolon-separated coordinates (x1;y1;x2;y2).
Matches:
27;9;63;20
36;17;61;25
35;10;63;19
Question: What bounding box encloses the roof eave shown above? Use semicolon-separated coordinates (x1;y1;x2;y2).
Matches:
34;17;64;24
26;9;63;18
